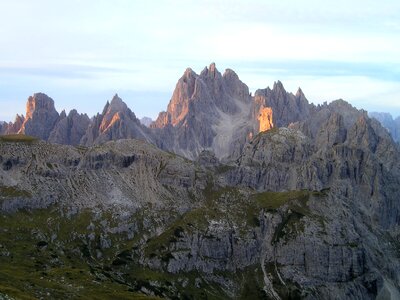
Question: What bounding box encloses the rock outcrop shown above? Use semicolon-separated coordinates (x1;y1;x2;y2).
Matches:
18;93;60;140
257;106;274;132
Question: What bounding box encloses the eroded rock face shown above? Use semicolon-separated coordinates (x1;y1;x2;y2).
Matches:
48;109;90;145
18;93;60;140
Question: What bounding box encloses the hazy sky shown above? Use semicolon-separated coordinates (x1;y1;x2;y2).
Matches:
0;0;399;121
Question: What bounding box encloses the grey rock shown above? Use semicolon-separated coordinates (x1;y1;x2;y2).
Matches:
19;93;60;140
370;111;400;143
48;109;90;145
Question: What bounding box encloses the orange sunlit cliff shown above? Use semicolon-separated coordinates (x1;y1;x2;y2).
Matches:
258;106;273;132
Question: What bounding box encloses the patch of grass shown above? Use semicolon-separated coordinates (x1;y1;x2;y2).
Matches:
253;190;310;211
238;266;267;300
249;190;329;242
0;134;38;143
215;164;235;174
0;186;31;198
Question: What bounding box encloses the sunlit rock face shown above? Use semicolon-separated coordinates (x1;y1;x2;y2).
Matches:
258;106;273;132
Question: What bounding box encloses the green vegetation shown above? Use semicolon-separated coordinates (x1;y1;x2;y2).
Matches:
253;190;310;211
0;187;329;299
0;207;165;299
0;134;38;144
0;186;31;198
250;189;328;244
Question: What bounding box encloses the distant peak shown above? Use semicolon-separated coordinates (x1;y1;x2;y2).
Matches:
223;68;239;79
68;109;79;117
60;110;67;119
183;67;196;79
200;62;220;78
209;62;216;72
111;93;121;103
296;87;305;98
107;94;128;115
273;80;284;90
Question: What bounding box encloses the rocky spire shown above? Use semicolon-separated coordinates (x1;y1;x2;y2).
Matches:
19;93;59;140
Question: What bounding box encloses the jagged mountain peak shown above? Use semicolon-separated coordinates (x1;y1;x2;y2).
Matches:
296;87;305;98
68;109;79;117
99;95;133;132
200;62;221;79
223;68;239;78
59;110;67;119
109;93;127;110
26;93;56;119
183;67;196;78
272;80;286;93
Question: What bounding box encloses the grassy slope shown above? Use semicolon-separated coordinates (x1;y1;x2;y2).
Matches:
0;134;38;143
0;189;325;299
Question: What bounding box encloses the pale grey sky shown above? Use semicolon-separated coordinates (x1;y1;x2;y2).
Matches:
0;0;399;121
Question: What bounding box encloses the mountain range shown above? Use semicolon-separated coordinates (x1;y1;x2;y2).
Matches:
1;63;398;159
1;63;400;299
